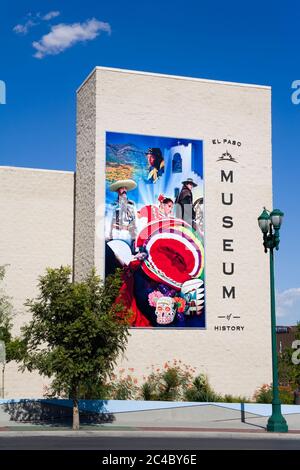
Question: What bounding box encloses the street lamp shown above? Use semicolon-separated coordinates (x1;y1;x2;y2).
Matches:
258;207;288;433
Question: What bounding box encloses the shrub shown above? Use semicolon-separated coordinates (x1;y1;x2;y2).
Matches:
140;360;195;401
253;384;273;403
253;384;294;404
184;374;221;402
278;385;294;405
106;369;139;400
76;360;271;404
140;381;155;401
217;394;248;403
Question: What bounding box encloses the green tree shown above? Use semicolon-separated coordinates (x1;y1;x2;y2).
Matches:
0;265;20;363
18;266;129;430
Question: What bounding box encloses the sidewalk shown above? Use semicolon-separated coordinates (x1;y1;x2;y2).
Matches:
1;400;300;436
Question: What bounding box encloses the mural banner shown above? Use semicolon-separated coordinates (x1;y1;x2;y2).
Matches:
105;132;205;328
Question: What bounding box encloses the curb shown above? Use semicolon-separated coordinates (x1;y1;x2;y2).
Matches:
1;430;300;440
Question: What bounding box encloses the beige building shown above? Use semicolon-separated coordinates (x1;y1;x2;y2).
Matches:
0;67;273;398
0;167;74;396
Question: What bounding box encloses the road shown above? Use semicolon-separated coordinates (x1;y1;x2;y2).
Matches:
0;433;300;450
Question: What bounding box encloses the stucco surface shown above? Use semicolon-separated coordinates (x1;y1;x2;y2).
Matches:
0;167;74;397
75;67;273;397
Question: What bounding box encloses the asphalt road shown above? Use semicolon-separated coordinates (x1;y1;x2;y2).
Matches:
0;435;300;450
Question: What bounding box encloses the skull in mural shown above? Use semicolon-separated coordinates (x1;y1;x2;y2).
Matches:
155;296;176;325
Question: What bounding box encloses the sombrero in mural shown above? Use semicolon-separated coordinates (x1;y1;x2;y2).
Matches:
109;179;137;192
136;218;204;290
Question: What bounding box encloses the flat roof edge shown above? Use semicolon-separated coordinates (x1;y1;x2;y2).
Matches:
76;66;271;93
0;166;74;175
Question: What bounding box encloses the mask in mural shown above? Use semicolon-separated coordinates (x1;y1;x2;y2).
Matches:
181;279;204;316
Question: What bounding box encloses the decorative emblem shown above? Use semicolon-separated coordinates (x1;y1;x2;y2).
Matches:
217;150;238;163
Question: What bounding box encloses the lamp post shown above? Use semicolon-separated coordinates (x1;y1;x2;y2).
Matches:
258;207;288;433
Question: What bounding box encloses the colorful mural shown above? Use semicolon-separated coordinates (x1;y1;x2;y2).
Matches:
105;132;205;328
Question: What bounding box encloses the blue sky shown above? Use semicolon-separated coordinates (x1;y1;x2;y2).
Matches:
0;1;299;323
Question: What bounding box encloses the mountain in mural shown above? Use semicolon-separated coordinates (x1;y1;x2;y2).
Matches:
106;143;147;182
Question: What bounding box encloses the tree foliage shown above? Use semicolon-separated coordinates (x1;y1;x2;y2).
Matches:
18;266;130;429
0;265;20;363
278;323;300;388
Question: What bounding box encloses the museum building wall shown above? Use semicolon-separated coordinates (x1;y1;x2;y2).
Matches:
0;67;274;398
75;67;273;397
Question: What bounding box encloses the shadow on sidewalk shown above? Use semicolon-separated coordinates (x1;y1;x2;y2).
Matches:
240;402;266;430
2;400;115;427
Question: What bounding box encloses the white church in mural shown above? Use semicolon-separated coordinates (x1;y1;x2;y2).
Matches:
137;141;204;207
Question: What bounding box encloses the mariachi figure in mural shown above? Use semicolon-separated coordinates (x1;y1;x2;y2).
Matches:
145;148;165;184
175;177;198;228
108;179;137;250
193;196;204;234
190;183;204;235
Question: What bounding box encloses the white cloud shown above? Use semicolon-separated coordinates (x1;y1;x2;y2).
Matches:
13;20;36;35
32;18;111;59
13;11;60;35
276;288;300;325
42;11;61;21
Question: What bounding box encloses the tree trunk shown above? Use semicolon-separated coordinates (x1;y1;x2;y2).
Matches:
72;396;80;431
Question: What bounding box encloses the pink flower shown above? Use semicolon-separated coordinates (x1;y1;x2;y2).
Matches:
148;290;164;307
